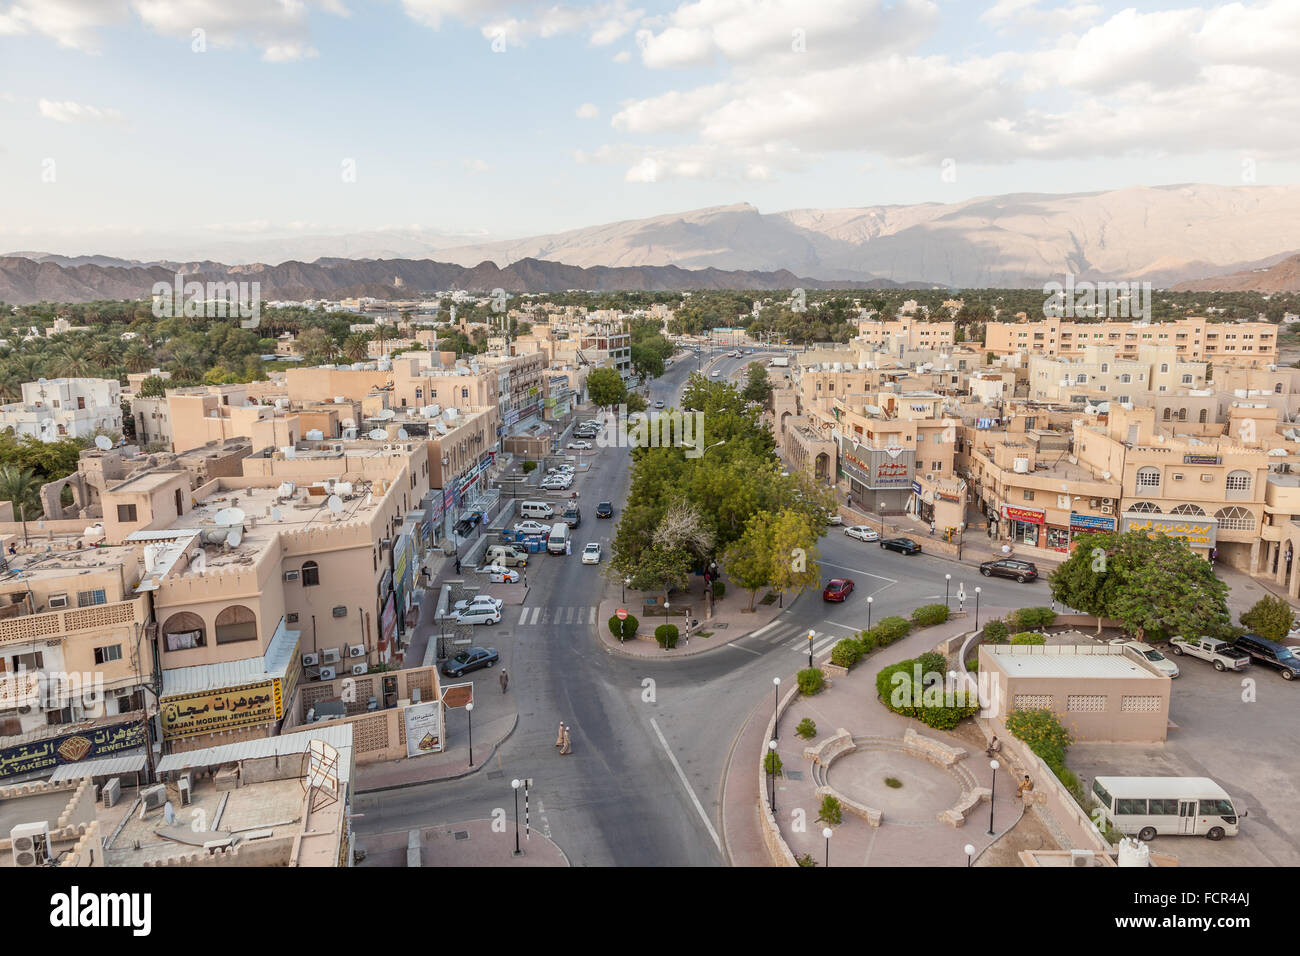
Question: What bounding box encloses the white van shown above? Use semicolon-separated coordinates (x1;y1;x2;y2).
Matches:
484;544;528;568
1091;776;1245;841
546;522;570;555
519;501;554;520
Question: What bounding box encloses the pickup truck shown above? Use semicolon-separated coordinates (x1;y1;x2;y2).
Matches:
1169;635;1252;672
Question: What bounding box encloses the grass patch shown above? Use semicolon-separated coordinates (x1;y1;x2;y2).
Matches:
760;592;778;606
884;777;903;789
695;630;713;638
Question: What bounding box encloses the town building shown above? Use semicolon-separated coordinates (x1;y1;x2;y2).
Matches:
0;378;122;442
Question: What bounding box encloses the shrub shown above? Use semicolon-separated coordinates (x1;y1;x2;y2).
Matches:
830;638;863;669
1005;707;1073;772
1010;631;1046;645
917;650;948;676
795;717;817;739
884;777;902;789
797;667;825;696
711;580;726;599
796;853;817;867
857;631;878;654
982;619;1009;643
1241;595;1294;642
966;657;979;672
871;616;912;646
522;460;538;473
608;613;638;639
875;656;979;731
654;624;680;648
763;750;783;776
1010;606;1057;632
911;603;951;627
817;794;843;826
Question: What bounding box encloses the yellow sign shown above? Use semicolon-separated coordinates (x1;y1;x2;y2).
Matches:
160;680;279;740
1126;519;1214;545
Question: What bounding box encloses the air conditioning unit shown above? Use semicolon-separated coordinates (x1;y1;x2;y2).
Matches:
1201;474;1214;482
141;784;167;811
302;652;319;667
48;594;68;609
177;772;193;807
10;822;50;867
1102;498;1114;507
1070;849;1096;867
1172;473;1184;480
101;776;121;808
321;648;341;665
284;570;300;582
348;644;365;658
351;662;368;675
1100;505;1113;514
319;665;337;681
1089;498;1101;509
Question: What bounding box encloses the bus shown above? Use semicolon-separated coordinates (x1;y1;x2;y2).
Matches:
1091;776;1246;842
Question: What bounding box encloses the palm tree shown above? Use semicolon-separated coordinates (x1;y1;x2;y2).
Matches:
343;332;371;362
123;343;151;373
0;464;41;538
48;347;89;379
87;338;120;372
169;352;202;383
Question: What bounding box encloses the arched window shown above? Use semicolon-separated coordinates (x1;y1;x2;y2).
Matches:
1129;501;1162;514
1135;467;1161;490
215;605;257;644
1120;373;1131;384
1100;363;1109;373
1225;470;1251;499
1199;409;1208;424
301;560;320;586
1160;363;1169;373
162;612;206;651
1276;382;1284;394
1170;503;1205;516
1215;506;1256;531
1179;408;1188;421
1162;407;1171;421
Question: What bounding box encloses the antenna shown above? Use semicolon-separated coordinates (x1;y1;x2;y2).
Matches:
94;435;112;451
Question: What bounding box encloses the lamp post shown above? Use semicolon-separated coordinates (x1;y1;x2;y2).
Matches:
945;573;951;609
512;778;522;856
466;701;474;767
878;499;887;537
768;739;779;813
772;677;781;739
823;827;833;868
974;586;982;630
965;842;975;867
867;595;873;631
987;759;999;836
807;629;815;669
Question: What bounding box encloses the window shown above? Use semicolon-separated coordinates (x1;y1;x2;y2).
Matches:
162;612;206;651
1148;799;1179;815
1182;374;1193;384
1135;467;1161;489
77;589;106;607
93;644;122;665
48;592;68;609
1215;506;1255;531
1160;363;1169;373
1162;408;1171;421
1100;363;1109;373
1129;501;1162;513
1225;470;1251;493
1067;694;1107;712
215;605;257;644
116;504;137;522
1170;503;1205;516
1121;695;1162;712
301;561;320;586
1116;799;1148;815
1199;409;1207;424
1199;798;1235;817
1023;490;1035;501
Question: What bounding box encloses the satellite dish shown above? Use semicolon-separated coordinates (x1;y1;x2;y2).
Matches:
397;428;409;440
164;801;176;825
214;507;245;526
375;408;396;421
368;428;388;441
327;495;343;515
341;417;355;428
226;528;243;547
94;435;112;451
271;507;282;521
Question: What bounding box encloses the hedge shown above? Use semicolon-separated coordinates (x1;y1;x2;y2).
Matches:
869;616;912;647
1010;631;1046;645
911;603;951;627
654;624;680;648
982;619;1008;643
830;638;864;669
1009;606;1057;632
797;667;826;695
608;613;639;639
874;655;978;731
1005;707;1073;771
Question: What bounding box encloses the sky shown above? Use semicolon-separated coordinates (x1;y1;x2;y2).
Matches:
2;0;1299;259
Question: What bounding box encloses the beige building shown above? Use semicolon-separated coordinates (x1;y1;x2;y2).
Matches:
985;317;1277;367
855;317;956;351
1028;346;1207;403
168;385;299;454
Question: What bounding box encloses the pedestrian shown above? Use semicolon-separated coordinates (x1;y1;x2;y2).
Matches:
1016;775;1034;799
454;555;461;575
985;735;1002;758
929;520;935;536
499;669;509;694
560;725;572;755
555;722;565;748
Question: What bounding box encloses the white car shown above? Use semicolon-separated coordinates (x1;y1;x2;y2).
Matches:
710;370;720;377
845;525;880;542
454;604;502;626
825;513;843;526
454;595;505;614
541;479;573;491
478;564;520;584
567;440;592;450
581;542;601;565
514;520;550;535
1109;639;1180;678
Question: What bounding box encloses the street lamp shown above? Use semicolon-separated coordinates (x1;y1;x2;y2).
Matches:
807;629;815;669
823;827;833;868
987;759;1000;836
512;778;522;856
466;701;475;767
773;677;781;739
965;842;975;867
768;739;779;813
867;595;873;631
878;499;887;536
945;573;952;608
974;586;982;629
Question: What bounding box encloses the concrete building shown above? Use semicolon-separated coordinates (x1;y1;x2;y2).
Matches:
0;378;122;441
167;385;299;454
985;318;1277;367
1028;346;1207;404
854;317;956;351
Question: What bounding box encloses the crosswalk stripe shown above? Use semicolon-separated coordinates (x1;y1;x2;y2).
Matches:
589;607;597;624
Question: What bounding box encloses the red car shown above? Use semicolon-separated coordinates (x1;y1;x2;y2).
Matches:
822;578;855;602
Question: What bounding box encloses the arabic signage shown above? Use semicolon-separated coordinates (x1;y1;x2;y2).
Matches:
1002;505;1045;525
837;438;915;489
404;701;442;757
0;719;147;780
160;680;279;740
1122;514;1217;548
1069;513;1116;531
1183;454;1221;466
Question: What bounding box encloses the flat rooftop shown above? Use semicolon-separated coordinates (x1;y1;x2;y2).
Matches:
986;649;1155;679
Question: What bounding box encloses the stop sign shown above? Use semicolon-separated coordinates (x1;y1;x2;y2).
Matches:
616;608;628;620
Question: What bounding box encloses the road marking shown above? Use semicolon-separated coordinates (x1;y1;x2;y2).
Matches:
589;606;597;624
650;717;723;855
728;642;763;656
819;562;897;583
751;620;779;638
822;620;860;632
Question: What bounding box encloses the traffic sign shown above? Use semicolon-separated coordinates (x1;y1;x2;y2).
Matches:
616;608;628;620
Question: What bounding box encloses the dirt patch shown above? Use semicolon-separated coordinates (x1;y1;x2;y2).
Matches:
975;806;1061;866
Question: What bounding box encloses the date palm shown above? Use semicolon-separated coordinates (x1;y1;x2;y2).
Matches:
86;338;120;372
343;332;371;362
123;343;152;373
0;463;41;532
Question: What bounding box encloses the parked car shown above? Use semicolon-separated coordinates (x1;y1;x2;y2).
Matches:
453;605;502;626
563;506;581;528
567;440;592;450
979;558;1039;583
514;520;551;536
581;542;602;565
822;512;843;526
477;564;521;584
441;646;499;677
844;525;879;542
453;594;504;615
822;578;855;602
654;400;665;409
1233;633;1300;680
1109;639;1180;678
880;537;922;555
710;370;720;377
1169;635;1251;672
541;477;573;491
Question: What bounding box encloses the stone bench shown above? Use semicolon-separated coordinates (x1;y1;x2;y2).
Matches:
939;787;991;827
903;728;967;766
803;728;854;767
816;785;882;828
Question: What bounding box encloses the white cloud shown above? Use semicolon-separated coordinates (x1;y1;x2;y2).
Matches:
576;102;600;119
0;0;128;52
463;157;490;173
981;0;1102;32
612;49;631;62
407;0;642;47
38;98;124;123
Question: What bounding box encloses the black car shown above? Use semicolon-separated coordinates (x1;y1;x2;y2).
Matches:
441;646;500;678
979;558;1038;583
880;537;921;555
596;501;613;518
563;506;581;528
1233;633;1300;681
453;512;482;537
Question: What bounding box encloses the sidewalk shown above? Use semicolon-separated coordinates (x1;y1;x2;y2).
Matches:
596;579;789;658
358;818;568;867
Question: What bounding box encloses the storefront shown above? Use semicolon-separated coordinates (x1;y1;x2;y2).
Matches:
837;437;915;512
1121;513;1217;555
1002;505;1045;546
1068;512;1117;550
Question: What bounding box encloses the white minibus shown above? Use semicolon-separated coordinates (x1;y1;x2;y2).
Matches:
1091;776;1245;841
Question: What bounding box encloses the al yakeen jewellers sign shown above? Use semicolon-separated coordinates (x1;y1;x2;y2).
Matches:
1122;513;1217;548
838;438;915;489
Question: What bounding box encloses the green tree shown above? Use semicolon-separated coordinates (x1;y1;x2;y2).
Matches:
724;512;775;610
1240;595;1295;642
741;362;772;406
767;508;821;603
586;367;627;410
0;464;42;522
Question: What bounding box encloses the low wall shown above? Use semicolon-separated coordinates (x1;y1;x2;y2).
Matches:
757;683;801;867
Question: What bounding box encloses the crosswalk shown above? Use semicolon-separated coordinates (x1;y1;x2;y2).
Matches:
748;620;855;659
516;605;599;627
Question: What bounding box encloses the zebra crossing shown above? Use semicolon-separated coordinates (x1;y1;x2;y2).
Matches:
748;620;851;659
516;605;599;627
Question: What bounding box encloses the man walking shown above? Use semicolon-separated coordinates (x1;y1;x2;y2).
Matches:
555;722;565;748
499;669;509;694
559;725;572;755
454;555;461;575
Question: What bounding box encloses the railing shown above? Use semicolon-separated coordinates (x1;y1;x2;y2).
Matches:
0;596;145;647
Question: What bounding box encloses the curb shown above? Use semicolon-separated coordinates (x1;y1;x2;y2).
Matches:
354;711;520;794
594;592;806;661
